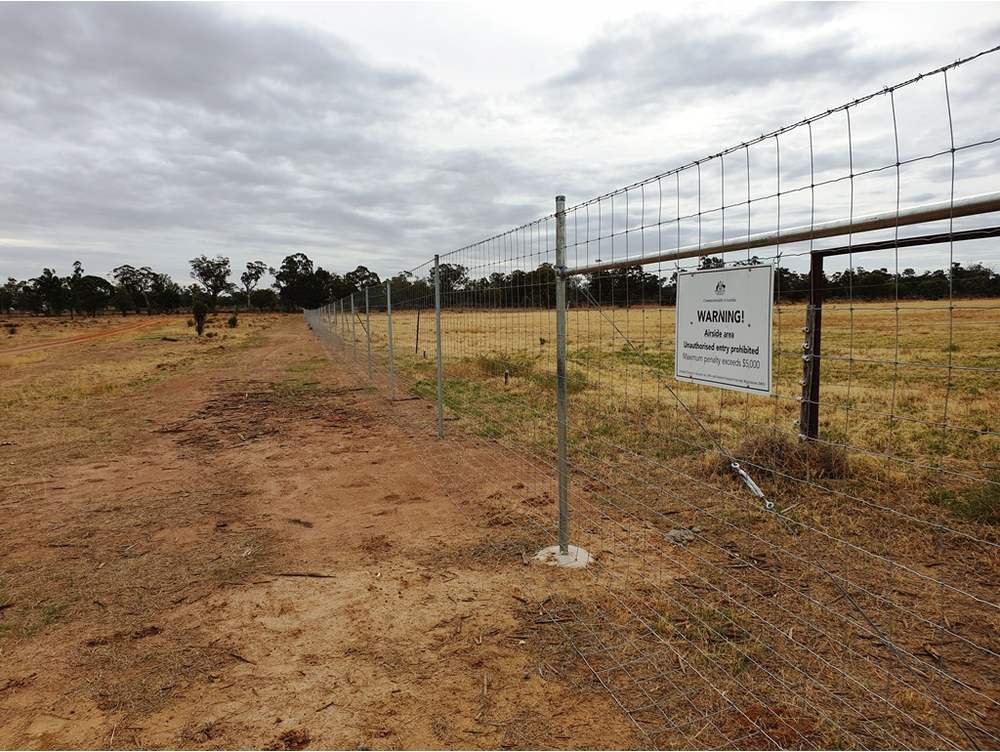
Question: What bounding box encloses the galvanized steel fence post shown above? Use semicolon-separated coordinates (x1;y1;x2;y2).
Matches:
434;254;444;439
799;253;824;440
414;308;421;354
365;286;372;380
554;195;570;555
385;280;396;400
350;293;357;360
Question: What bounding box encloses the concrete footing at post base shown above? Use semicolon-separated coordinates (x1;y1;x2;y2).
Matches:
533;544;592;569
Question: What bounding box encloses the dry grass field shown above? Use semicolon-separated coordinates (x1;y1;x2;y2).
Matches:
0;314;276;477
354;298;999;479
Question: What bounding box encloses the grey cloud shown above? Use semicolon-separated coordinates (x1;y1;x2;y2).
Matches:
748;1;848;28
0;2;423;126
543;13;919;110
0;2;549;282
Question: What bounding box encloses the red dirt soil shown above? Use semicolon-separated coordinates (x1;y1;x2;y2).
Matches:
0;318;639;749
0;318;162;356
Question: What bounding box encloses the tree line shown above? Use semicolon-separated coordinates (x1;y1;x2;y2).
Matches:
385;256;1000;309
4;252;998;316
1;253;384;315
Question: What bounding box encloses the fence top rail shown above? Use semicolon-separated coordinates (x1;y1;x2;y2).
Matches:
419;213;557;272
310;189;1000;309
563;191;1000;276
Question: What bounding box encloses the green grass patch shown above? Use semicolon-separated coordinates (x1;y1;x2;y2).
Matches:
527;367;590;395
567;346;604;368
614;344;675;373
928;475;1000;523
272;378;322;400
0;599;68;640
286;358;325;374
476;421;502;439
412;375;555;449
474;351;539;378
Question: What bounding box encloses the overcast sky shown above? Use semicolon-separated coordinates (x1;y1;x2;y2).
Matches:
2;1;1000;286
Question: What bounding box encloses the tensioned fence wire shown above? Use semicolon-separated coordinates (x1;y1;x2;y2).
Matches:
306;45;1000;750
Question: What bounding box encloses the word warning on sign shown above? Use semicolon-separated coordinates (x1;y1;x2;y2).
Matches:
675;265;773;395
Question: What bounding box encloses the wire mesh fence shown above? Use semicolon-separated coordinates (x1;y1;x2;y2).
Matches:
305;46;1000;750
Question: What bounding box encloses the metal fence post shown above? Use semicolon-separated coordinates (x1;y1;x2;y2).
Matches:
434;254;444;439
554;195;570;555
386;280;396;400
414;307;421;354
365;287;372;380
351;293;357;360
799;253;824;440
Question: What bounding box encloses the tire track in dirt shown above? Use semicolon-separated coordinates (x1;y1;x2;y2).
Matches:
0;317;163;356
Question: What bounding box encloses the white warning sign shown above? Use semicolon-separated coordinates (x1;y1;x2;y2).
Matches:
675;265;773;395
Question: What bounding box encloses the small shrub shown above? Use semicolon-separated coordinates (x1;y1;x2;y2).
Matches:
958;485;999;523
5;323;17;335
714;434;850;482
227;313;238;328
528;367;590;394
930;476;1000;524
192;302;208;336
186;319;194;328
475;351;537;378
928;488;957;506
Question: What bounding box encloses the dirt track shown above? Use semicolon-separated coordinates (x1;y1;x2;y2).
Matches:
0;317;638;749
0;318;162;356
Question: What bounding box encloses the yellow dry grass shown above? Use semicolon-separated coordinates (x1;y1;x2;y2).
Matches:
346;298;999;475
0;313;283;477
